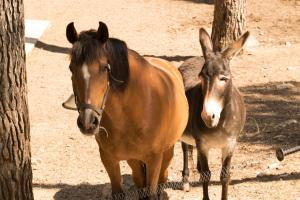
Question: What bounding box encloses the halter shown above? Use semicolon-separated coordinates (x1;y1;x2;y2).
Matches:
74;64;124;137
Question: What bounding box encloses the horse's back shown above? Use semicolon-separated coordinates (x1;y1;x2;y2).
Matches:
145;57;185;91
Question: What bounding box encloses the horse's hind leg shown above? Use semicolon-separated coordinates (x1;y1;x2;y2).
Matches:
181;142;193;192
159;145;174;184
144;153;164;200
220;147;234;200
99;147;123;199
127;159;146;188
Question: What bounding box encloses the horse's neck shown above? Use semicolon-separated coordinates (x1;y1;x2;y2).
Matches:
127;49;150;84
106;49;148;109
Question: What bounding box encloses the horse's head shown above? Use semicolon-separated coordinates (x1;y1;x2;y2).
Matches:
66;22;128;135
198;28;249;128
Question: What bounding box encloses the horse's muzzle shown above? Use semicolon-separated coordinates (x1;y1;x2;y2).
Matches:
77;109;100;135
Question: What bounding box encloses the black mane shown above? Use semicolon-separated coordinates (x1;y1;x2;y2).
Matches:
70;30;129;88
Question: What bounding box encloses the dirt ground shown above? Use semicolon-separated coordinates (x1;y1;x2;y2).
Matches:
24;0;300;199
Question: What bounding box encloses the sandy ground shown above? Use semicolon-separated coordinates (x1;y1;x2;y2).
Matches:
24;0;300;199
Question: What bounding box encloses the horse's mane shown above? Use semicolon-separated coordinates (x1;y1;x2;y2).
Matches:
178;56;204;91
71;30;129;88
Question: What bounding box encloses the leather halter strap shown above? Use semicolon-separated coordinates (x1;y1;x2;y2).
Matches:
73;64;124;135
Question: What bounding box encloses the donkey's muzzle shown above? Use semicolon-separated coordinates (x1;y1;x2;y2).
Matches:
77;110;99;135
201;111;220;128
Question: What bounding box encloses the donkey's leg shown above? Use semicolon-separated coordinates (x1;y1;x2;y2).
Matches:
144;153;164;200
196;143;210;200
181;142;193;192
220;147;234;200
99;147;123;199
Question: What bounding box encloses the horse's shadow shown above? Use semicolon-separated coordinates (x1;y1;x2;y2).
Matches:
53;174;169;200
50;172;300;199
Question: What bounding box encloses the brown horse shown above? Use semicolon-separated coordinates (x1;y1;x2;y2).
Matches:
65;22;188;199
179;28;249;200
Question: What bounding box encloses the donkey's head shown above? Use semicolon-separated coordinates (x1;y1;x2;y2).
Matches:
198;28;249;128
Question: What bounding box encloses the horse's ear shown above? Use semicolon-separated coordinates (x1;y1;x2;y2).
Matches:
66;22;78;44
97;22;109;43
222;31;250;60
199;28;213;60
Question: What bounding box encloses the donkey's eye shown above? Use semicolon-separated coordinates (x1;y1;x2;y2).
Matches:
219;76;229;82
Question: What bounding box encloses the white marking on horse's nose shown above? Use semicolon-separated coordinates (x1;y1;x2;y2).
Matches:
82;63;91;103
82;63;91;85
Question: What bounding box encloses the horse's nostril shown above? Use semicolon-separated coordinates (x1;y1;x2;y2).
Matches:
77;117;84;129
92;116;99;127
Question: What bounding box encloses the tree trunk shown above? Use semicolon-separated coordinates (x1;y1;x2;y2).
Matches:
0;0;34;199
211;0;246;51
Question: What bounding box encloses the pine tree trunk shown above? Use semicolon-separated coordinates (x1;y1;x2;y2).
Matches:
211;0;246;51
0;0;34;199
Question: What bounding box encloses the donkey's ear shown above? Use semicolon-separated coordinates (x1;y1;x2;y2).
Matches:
66;22;78;44
97;21;109;43
222;31;250;60
199;28;213;60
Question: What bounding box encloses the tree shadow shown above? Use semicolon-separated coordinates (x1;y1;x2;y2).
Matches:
240;81;300;147
143;54;194;62
34;40;70;54
178;0;214;5
31;41;194;62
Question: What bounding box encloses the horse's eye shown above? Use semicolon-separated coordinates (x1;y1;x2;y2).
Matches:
100;65;107;72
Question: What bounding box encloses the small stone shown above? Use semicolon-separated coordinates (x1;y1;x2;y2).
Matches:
256;171;270;178
275;83;295;90
267;163;281;170
287;66;298;71
276;119;298;128
245;35;259;48
285;42;292;47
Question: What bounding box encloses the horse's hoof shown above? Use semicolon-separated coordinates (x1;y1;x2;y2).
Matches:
182;182;190;192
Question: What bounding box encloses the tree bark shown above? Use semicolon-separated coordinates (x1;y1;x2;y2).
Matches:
211;0;246;51
0;0;34;199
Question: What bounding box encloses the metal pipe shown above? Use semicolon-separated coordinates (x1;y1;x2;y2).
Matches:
276;141;300;161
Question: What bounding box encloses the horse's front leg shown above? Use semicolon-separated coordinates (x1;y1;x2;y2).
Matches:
144;153;164;200
220;146;234;200
99;147;123;199
181;142;193;192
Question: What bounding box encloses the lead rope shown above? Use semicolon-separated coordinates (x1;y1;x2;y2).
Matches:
97;64;124;138
97;80;110;138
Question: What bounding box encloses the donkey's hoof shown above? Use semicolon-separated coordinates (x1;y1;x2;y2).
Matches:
182;182;190;192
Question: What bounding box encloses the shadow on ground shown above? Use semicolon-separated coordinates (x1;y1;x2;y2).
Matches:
35;172;299;199
180;0;214;5
240;81;300;147
33;41;194;62
35;40;70;54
